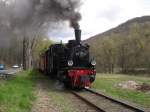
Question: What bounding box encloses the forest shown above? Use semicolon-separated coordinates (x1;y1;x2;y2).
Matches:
0;36;52;68
88;17;150;73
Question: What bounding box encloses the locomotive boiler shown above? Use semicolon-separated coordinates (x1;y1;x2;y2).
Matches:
39;29;96;88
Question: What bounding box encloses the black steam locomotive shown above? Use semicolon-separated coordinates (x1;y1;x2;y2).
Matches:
39;29;96;88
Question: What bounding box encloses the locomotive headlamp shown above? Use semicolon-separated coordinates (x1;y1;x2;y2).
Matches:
68;60;73;66
91;60;96;66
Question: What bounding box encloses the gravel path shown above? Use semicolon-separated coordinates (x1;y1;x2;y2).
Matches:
31;79;61;112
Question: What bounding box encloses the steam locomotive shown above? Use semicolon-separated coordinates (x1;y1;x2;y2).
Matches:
39;29;96;88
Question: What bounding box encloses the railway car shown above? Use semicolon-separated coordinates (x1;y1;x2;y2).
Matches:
39;29;96;88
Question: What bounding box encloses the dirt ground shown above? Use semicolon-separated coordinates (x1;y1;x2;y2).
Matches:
116;80;150;93
31;78;61;112
31;75;150;112
31;75;98;112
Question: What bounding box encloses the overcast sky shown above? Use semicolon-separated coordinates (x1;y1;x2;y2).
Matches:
49;0;150;42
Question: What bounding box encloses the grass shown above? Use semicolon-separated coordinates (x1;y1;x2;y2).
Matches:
92;73;150;108
0;70;80;112
0;70;36;112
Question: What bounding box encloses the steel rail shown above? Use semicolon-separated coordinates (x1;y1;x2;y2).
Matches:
84;88;145;112
71;91;106;112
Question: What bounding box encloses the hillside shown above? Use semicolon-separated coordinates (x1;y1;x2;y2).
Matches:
85;16;150;73
86;16;150;43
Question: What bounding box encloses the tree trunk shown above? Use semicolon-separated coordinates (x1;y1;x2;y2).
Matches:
23;36;37;70
23;37;27;70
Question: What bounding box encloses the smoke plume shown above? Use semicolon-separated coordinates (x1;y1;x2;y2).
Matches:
0;0;82;44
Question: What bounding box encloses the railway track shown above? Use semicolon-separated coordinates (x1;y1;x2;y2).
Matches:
71;88;146;112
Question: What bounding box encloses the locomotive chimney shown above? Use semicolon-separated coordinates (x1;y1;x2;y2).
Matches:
75;29;81;44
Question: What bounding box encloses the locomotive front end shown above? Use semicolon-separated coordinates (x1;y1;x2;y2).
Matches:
66;29;96;88
68;69;96;88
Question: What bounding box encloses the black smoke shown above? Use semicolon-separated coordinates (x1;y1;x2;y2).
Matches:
0;0;82;44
